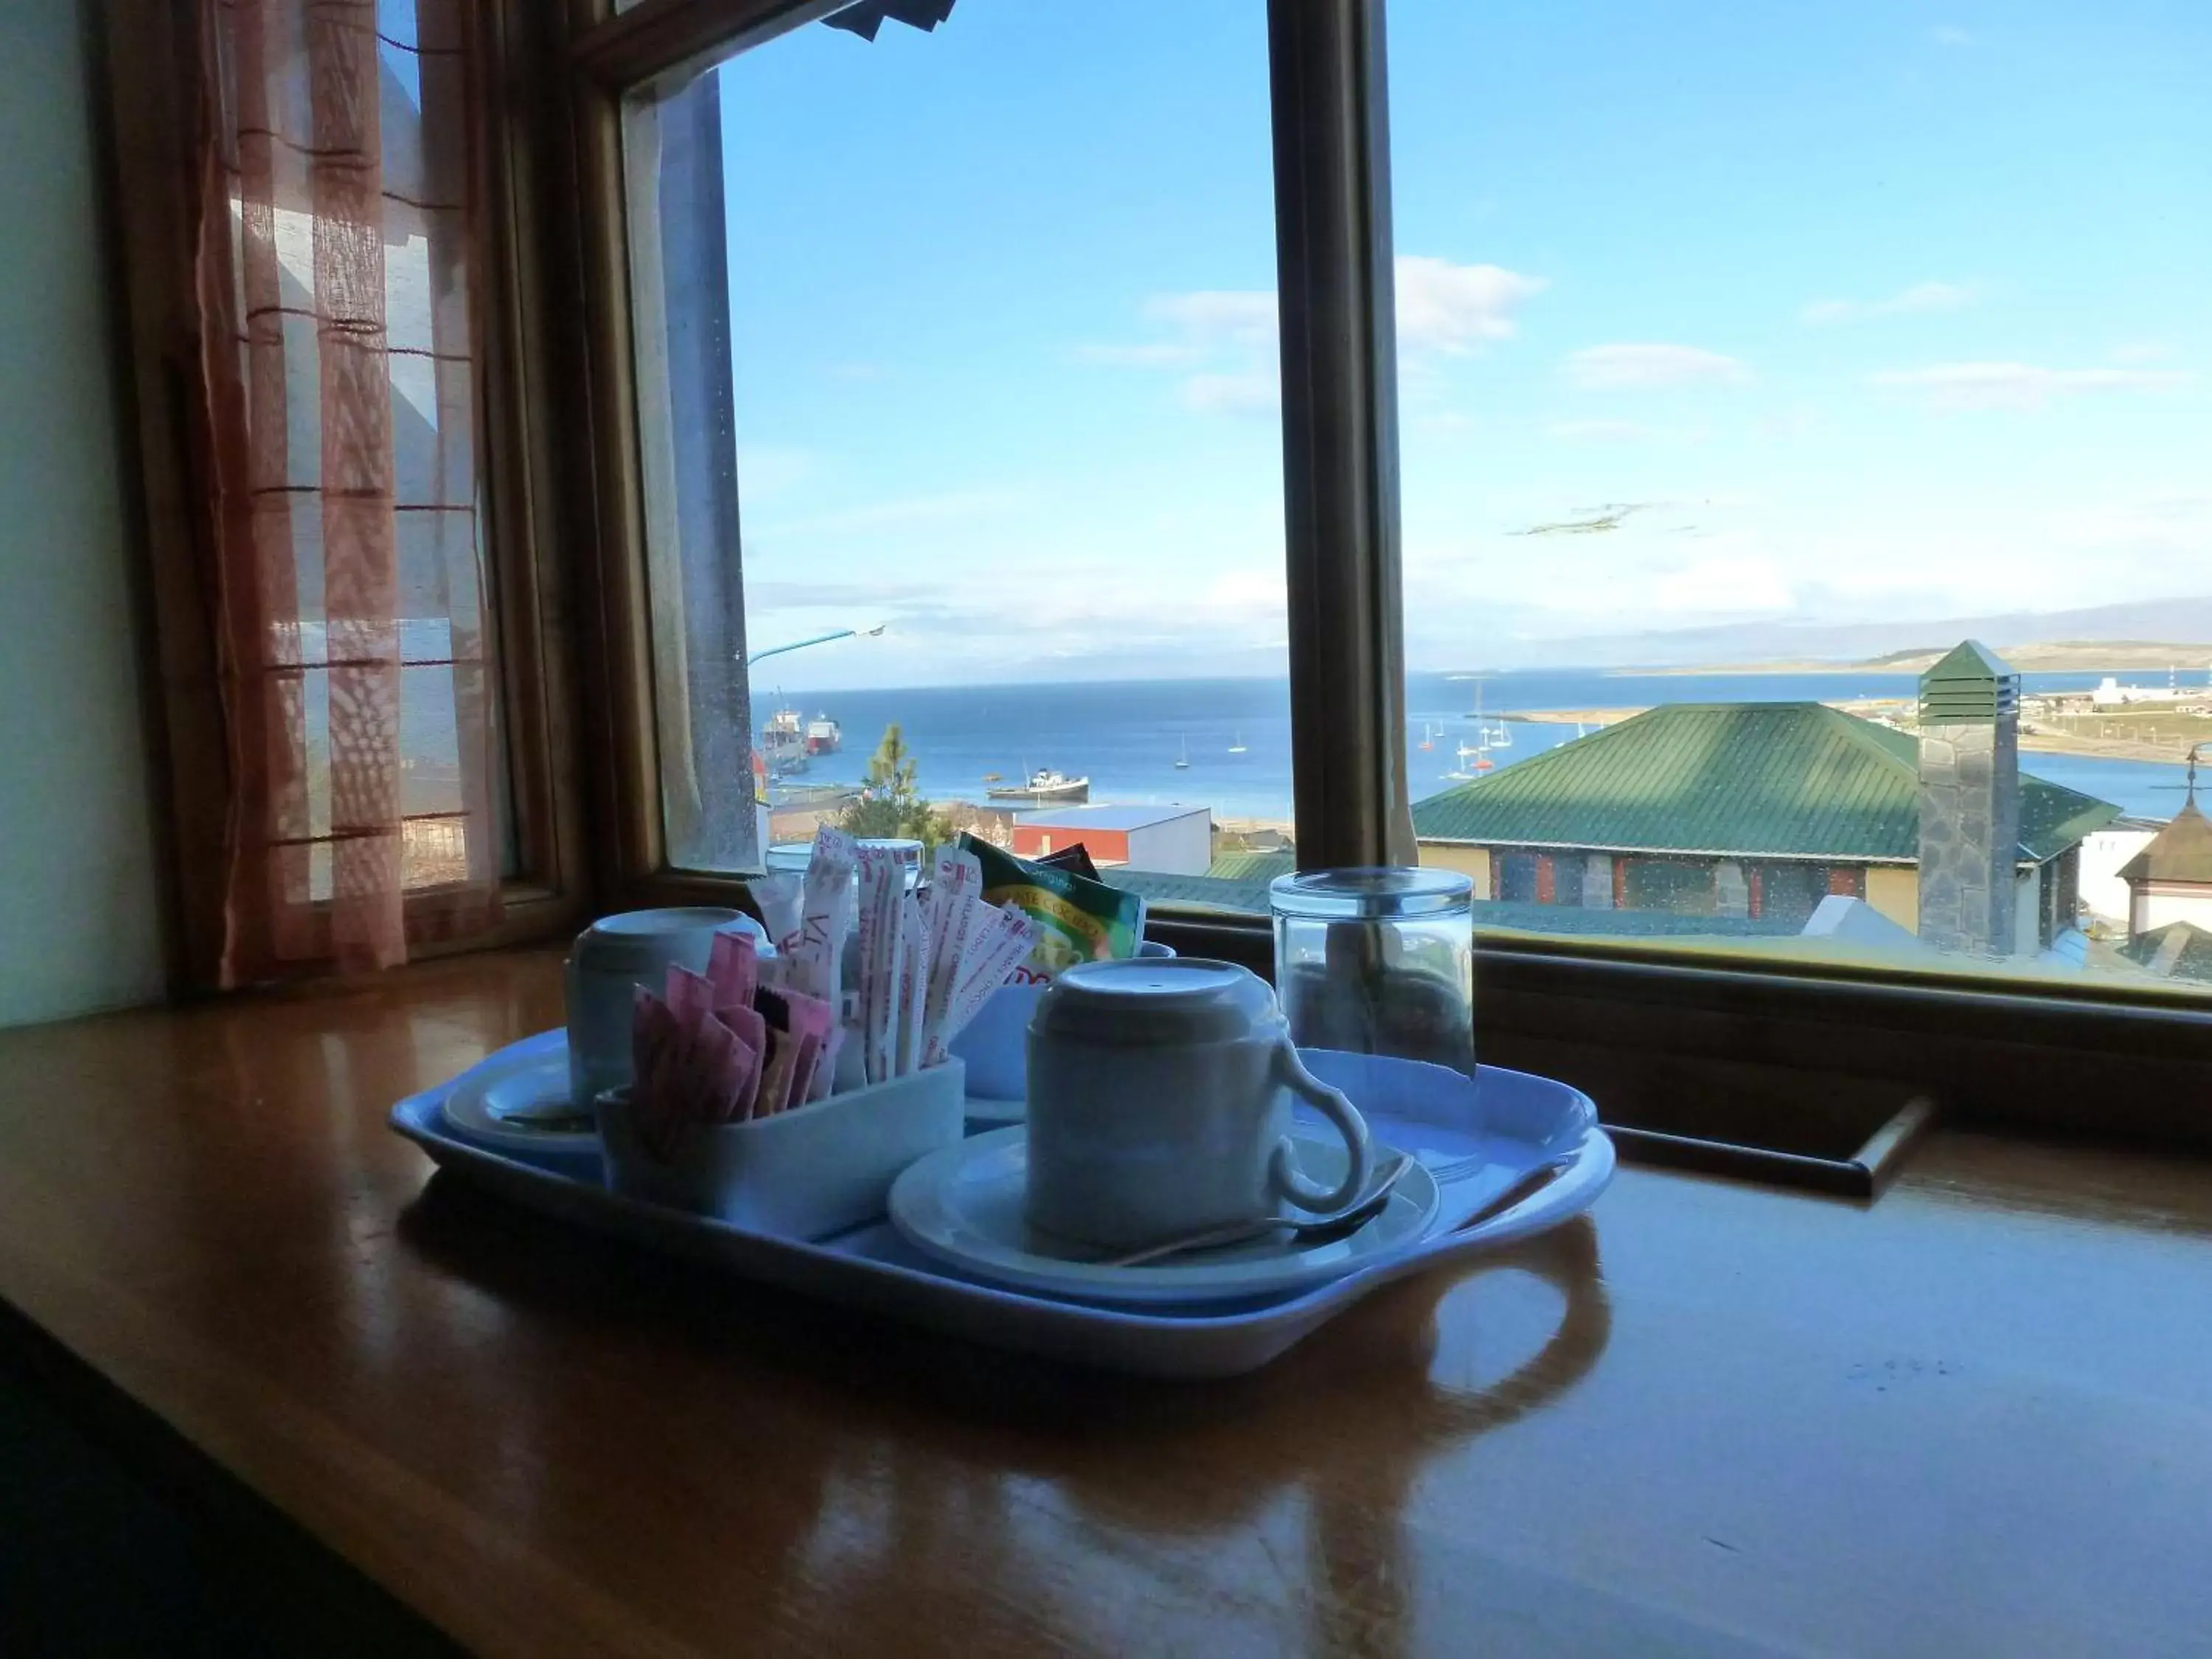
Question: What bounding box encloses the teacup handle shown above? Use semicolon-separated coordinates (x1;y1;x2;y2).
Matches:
1267;1040;1372;1214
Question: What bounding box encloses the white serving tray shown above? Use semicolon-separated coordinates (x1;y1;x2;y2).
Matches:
388;1032;1613;1378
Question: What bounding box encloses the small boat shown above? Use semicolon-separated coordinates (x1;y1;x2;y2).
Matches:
986;769;1091;804
1175;737;1191;770
1228;731;1248;754
1418;721;1437;751
1447;740;1493;781
981;772;1003;784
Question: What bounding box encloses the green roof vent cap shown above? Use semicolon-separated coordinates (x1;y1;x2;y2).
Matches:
1919;639;2020;725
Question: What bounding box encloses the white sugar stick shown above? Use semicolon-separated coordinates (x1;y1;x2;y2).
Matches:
856;843;904;1085
791;827;857;1009
938;904;1039;1051
898;890;928;1077
921;847;984;1065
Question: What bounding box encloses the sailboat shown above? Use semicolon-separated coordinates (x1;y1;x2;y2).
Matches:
1444;739;1494;782
1227;731;1247;754
1174;737;1191;770
1418;721;1437;751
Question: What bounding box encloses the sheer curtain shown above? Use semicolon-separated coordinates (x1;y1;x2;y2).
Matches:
195;0;498;981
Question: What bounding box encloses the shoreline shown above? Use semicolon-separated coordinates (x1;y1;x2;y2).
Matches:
1509;704;2197;765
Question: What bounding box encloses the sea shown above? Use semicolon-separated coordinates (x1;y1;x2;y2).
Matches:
770;669;2199;826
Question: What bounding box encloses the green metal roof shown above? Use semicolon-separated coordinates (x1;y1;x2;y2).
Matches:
2124;919;2212;981
1411;702;2118;864
1105;868;1802;939
1205;849;1298;882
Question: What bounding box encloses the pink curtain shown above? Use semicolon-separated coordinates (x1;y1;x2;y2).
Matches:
195;0;499;983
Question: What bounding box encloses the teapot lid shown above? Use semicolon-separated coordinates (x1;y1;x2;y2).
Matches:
1032;957;1277;1046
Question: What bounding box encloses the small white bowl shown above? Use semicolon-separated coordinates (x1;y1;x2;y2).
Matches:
595;1058;966;1240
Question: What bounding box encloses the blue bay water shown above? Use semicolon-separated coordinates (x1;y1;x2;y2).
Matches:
773;669;2197;826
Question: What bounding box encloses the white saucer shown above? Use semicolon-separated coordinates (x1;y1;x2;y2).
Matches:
887;1127;1441;1307
440;1046;599;1153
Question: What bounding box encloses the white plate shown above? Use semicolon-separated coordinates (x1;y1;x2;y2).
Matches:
888;1128;1442;1307
440;1046;599;1153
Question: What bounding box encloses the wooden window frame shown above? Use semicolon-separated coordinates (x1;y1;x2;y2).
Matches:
543;0;2212;1157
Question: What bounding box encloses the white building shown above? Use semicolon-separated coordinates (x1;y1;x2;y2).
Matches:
1009;804;1214;876
2078;818;2161;928
2120;799;2212;936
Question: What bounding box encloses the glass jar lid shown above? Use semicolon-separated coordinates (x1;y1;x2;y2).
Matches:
1267;866;1472;920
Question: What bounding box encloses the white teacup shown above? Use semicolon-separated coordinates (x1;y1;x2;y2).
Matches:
564;908;768;1107
1023;958;1372;1251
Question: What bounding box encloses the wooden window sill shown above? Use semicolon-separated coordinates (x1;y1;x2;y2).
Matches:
0;948;2207;1658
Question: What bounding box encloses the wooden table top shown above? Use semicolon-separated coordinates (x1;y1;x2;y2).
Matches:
1;949;2208;1658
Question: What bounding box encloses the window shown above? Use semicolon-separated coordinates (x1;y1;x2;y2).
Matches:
566;0;2212;1148
1388;0;2212;996
619;2;1294;901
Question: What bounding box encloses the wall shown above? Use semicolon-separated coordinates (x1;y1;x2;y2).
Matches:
1126;812;1211;877
2079;824;2157;927
2131;886;2212;937
1865;866;1919;933
1417;843;1491;898
0;0;166;1026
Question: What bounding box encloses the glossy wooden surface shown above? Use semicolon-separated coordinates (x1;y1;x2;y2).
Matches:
2;950;2209;1658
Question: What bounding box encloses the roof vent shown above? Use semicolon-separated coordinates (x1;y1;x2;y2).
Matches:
1918;639;2020;726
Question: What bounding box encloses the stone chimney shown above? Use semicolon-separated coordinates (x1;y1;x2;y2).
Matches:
1916;641;2022;956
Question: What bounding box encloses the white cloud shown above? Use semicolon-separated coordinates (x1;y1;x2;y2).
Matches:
1088;257;1545;413
1801;281;1975;325
753;487;1033;538
1753;406;1822;439
1548;420;1654;444
1930;24;1975;48
1073;341;1204;368
1868;361;2196;411
1141;289;1279;344
1182;370;1280;414
2055;494;2212;553
1394;257;1548;353
2112;341;2172;364
1562;344;1753;389
1650;554;1799;615
736;444;818;503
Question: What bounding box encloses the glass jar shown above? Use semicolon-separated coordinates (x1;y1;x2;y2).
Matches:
1269;867;1476;1077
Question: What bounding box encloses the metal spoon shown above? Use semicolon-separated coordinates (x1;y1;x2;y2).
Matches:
1094;1152;1414;1269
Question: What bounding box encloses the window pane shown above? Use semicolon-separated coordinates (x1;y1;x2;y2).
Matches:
1388;1;2212;992
624;2;1291;900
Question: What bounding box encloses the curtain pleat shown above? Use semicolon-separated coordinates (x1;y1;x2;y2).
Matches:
195;0;498;983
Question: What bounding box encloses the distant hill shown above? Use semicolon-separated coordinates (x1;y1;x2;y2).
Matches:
1857;640;2212;673
1522;597;2212;671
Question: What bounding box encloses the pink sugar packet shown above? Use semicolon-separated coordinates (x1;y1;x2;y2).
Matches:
689;1012;743;1124
773;986;835;1102
631;989;688;1158
665;963;716;1025
706;928;759;1011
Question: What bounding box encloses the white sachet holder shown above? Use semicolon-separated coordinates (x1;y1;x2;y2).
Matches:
596;1057;966;1240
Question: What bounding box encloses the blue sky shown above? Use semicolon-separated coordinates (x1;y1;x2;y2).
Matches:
704;1;2210;689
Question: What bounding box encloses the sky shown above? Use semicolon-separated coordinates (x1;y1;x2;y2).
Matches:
697;0;2211;690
